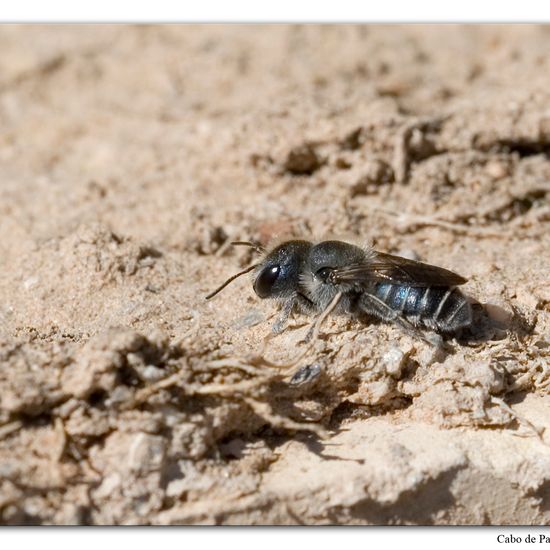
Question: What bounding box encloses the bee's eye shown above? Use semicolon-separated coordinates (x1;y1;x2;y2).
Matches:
254;265;281;298
316;267;333;283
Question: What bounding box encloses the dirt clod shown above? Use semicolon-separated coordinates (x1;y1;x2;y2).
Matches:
284;144;322;175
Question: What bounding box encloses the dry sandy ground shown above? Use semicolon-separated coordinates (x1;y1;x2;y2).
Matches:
0;24;549;525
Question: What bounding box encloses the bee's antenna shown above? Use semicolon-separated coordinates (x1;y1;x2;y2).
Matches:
231;241;265;254
205;264;258;300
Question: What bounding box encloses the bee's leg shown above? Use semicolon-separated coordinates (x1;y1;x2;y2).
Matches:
272;292;316;334
272;296;297;334
260;293;343;371
260;298;297;357
361;293;443;348
301;291;343;344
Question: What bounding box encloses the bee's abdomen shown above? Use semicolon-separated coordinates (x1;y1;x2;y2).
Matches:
373;283;472;332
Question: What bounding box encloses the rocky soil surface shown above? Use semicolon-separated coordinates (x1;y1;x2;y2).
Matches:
0;24;549;524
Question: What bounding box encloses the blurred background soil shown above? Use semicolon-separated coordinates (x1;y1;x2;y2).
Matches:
0;24;549;524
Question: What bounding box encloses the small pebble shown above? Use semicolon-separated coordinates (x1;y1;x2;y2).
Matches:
382;347;406;377
23;276;39;290
289;363;321;386
284;144;321;175
139;365;166;382
485;161;509;180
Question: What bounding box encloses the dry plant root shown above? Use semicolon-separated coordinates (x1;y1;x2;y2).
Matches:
123;364;274;410
242;397;328;438
118;357;326;436
372;207;507;238
490;396;548;446
0;420;23;441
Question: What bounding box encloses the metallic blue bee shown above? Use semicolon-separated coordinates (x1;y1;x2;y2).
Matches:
206;239;473;341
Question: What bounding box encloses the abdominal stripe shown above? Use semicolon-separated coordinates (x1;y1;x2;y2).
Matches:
375;283;454;320
433;288;452;320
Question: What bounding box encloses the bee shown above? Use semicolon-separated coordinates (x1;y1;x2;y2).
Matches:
205;239;474;343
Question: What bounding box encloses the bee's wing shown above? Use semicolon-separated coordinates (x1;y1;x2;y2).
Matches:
331;252;468;287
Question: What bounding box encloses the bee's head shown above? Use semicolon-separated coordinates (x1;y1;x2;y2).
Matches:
253;240;312;299
205;239;312;301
